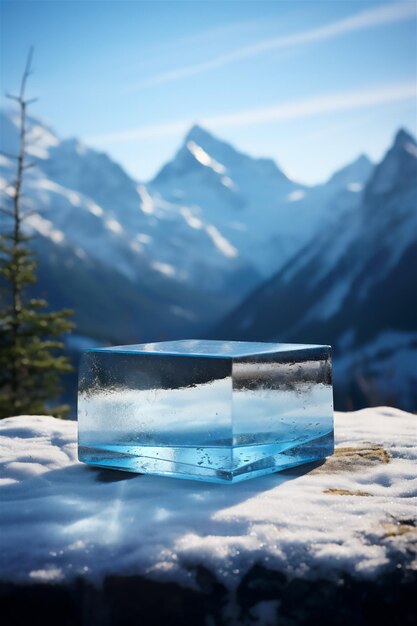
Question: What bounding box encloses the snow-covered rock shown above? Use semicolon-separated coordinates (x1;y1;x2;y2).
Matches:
0;408;415;589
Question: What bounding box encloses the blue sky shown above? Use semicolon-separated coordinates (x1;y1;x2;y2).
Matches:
1;0;416;184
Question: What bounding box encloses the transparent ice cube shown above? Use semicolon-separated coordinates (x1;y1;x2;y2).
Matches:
78;340;334;483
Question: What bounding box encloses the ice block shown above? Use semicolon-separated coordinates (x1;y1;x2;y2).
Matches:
78;340;334;483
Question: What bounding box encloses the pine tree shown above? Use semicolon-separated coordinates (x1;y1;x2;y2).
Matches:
0;49;74;419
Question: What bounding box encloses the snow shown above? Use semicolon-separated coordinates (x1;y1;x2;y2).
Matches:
105;218;124;234
186;140;226;174
180;206;203;229
87;200;103;217
26;213;66;245
0;408;415;589
287;190;306;202
151;260;177;277
206;224;238;258
405;141;417;157
137;183;155;214
346;182;362;192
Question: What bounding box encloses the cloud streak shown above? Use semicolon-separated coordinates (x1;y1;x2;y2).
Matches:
132;1;416;89
87;81;416;145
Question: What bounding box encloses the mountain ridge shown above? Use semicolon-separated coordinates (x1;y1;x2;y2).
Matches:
1;107;415;409
211;127;417;410
150;120;375;276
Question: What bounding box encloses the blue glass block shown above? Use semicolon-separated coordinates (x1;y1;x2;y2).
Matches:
78;340;334;483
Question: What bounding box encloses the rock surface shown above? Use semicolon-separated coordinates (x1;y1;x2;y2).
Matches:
0;407;415;625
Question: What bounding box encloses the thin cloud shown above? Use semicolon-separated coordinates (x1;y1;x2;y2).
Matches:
206;83;417;128
87;81;416;145
133;1;416;89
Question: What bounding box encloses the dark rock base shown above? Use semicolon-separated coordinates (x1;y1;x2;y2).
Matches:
1;566;416;626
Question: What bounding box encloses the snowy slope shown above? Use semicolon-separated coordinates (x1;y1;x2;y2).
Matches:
151;125;373;275
0;408;415;588
1;110;256;289
213;129;417;411
0;153;229;340
39;130;258;293
0;111;259;340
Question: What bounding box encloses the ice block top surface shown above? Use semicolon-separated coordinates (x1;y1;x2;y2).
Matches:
88;339;329;359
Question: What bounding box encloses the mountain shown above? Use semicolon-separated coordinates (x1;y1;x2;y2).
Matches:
0;111;260;342
150;124;373;276
1;111;375;347
3;108;413;412
325;154;373;190
212;129;417;411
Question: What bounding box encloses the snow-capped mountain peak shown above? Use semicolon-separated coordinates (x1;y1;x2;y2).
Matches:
393;127;417;151
366;127;417;197
150;124;378;276
153;124;293;189
184;124;244;164
41;134;142;215
326;153;373;191
186;140;227;175
185;123;216;145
